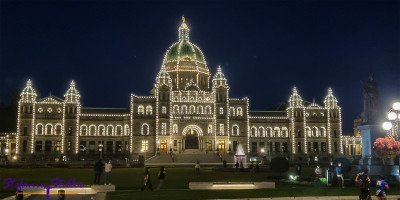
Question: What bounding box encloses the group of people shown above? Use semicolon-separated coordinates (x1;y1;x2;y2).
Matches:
309;162;344;188
141;166;166;191
355;170;389;200
94;159;112;185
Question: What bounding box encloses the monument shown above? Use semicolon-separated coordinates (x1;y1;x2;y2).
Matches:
358;74;399;183
234;144;247;167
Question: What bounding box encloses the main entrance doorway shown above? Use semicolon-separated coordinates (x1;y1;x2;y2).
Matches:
160;142;167;154
185;128;198;149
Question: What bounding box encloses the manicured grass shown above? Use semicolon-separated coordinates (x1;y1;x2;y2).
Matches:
0;166;398;199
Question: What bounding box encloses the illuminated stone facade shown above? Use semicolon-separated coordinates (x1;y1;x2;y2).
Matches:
12;18;344;162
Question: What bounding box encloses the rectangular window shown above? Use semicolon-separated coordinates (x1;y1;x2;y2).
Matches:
89;141;95;153
219;107;223;115
219;124;224;135
53;141;60;152
125;141;129;151
106;141;113;153
68;127;72;135
141;140;148;152
233;141;238;152
275;142;280;152
174;140;177;151
334;142;338;152
67;140;72;152
334;130;337;138
23;127;28;135
45;141;52;152
80;141;86;152
251;142;257;153
321;142;327;152
35;141;42;152
313;142;319;152
259;142;265;152
307;142;311;153
297;142;302;153
161;123;166;135
116;141;122;152
23;140;27;152
162;106;167;114
282;142;288;153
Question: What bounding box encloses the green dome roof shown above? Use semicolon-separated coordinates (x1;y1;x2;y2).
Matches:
163;17;206;64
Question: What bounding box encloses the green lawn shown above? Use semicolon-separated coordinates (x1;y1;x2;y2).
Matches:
0;166;398;200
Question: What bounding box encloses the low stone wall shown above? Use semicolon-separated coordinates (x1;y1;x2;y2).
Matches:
189;182;275;190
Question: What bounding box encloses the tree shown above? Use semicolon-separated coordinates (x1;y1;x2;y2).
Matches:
270;156;290;176
0;89;20;132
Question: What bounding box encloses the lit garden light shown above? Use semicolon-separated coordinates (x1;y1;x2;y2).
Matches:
382;101;400;140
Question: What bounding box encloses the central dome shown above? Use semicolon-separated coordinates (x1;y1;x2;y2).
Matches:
162;16;207;65
161;17;210;91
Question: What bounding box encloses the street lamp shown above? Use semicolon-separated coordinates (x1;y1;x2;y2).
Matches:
98;143;103;159
382;102;400;140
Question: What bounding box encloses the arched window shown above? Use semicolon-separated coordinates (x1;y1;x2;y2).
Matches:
89;125;96;136
173;105;179;114
266;127;272;137
189;105;195;114
259;127;265;137
36;124;43;135
45;123;53;135
124;125;130;136
197;106;203;114
274;127;280;137
181;105;187;114
237;107;243;116
116;125;122;136
80;125;87;136
312;127;318;137
107;125;114;136
320;127;326;137
146;106;152;115
281;127;288;137
173;124;178;134
55;124;62;135
230;107;235;116
205;106;212;114
138;105;144;115
232;125;239;136
141;124;149;135
98;125;105;136
306;127;311;137
251;127;257;137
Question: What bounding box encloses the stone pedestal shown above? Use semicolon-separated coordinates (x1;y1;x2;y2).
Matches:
358;124;399;184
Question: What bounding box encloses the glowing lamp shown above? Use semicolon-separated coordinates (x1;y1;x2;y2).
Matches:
387;112;397;120
382;122;393;131
392;102;400;111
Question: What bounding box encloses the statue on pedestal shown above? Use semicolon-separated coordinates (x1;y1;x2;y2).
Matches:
361;74;380;124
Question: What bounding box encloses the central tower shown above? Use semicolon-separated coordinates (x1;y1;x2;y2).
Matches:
162;16;210;91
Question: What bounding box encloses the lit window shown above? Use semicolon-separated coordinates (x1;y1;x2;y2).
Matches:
146;106;152;115
138;105;144;115
219;124;224;135
219;107;223;115
141;140;148;152
162;106;167;114
237;107;243;116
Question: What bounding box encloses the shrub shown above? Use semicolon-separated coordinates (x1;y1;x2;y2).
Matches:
270;156;289;175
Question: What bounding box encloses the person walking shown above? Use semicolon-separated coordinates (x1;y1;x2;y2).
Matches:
235;161;239;171
315;165;322;177
336;162;344;188
355;170;371;200
141;167;153;191
155;167;166;190
295;164;302;176
104;160;112;185
93;159;103;185
376;176;389;200
195;161;200;175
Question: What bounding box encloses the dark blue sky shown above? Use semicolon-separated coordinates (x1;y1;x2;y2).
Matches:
1;0;399;133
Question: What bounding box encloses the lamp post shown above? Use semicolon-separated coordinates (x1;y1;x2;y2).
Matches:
98;142;103;159
382;102;400;141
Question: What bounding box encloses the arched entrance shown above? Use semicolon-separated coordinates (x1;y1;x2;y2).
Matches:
182;125;203;150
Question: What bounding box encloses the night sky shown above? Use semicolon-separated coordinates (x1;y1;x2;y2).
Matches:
1;0;399;134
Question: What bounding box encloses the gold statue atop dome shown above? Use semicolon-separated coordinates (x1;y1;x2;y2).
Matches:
182;15;185;23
